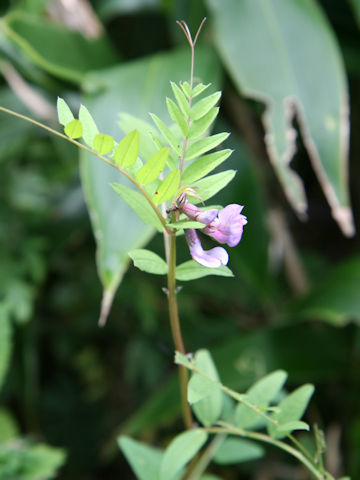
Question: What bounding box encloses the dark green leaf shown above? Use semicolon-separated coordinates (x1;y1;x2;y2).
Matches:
0;307;12;390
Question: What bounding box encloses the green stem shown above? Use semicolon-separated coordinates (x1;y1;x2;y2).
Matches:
209;423;331;480
0;105;171;235
167;227;192;429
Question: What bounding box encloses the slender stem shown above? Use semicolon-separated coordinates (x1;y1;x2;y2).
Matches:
0;105;171;235
208;424;331;480
167;224;192;429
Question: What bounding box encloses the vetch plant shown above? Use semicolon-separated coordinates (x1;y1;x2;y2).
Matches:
0;18;349;480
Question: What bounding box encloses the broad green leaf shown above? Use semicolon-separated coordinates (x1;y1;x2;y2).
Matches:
192;350;223;427
277;420;310;433
111;183;163;232
170;81;190;117
114;130;139;168
56;97;74;126
128;249;168;275
268;384;314;439
190;170;236;203
182;149;233;184
79;46;221;323
64;119;82;139
136;147;169;185
150;114;182;155
235;370;288;429
93;133;114;155
79;104;99;147
166;98;188;136
118;436;163;480
186;132;230;161
0;307;12;390
2;11;117;83
190;91;221;121
188;374;221;405
160;430;208;480
288;255;360;326
213;438;264;464
152;169;180;205
207;0;354;235
192;83;211;98
188;107;219;140
176;260;233;281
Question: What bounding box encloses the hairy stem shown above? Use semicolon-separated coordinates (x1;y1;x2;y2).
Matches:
167;225;192;429
0;105;171;235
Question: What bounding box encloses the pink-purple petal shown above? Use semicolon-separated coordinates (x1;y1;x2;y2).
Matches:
185;229;228;268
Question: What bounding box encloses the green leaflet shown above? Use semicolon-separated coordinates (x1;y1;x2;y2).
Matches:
111;183;163;232
136;147;169;185
64;119;82;139
188;107;219;140
213;438;264;465
170;81;190;117
166;97;188;137
186;132;230;161
182;149;233;184
114;130;139;168
79;104;99;147
267;384;315;439
190;170;236;203
118;436;163;480
93;133;114;155
160;430;208;480
176;260;234;281
150;113;182;155
192;83;211;98
128;249;168;275
56;97;74;126
190;91;221;121
235;370;288;429
152;169;180;205
191;350;223;427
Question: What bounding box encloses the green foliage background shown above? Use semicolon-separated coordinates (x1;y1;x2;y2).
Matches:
0;0;360;478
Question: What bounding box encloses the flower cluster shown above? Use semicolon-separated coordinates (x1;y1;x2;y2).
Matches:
180;201;248;268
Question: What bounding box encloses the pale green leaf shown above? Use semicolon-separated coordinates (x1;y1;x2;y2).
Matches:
170;81;190;117
114;130;139;168
207;0;354;235
182;149;233;184
176;260;233;281
56;97;74;126
174;351;193;369
166;98;188;136
186;132;230;161
277;420;310;433
188;107;219;140
213;438;264;464
111;183;163;232
160;430;208;480
192;83;211;98
150;113;182;155
190;170;236;203
136;147;169;185
190;91;221;121
79;104;99;147
268;384;314;439
180;81;192;98
93;133;114;155
128;249;168;275
64;119;82;139
118;436;163;480
152;169;180;205
235;370;288;429
192;350;223;427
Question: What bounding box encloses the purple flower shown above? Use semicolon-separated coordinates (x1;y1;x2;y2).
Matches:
181;203;219;225
185;229;228;268
202;204;247;247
